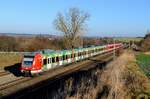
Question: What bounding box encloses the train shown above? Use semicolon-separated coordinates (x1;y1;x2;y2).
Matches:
20;43;123;75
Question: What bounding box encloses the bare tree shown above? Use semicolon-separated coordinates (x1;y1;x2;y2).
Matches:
54;8;90;49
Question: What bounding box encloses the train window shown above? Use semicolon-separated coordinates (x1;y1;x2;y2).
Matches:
43;59;47;65
50;58;52;63
63;55;65;60
66;55;68;59
52;57;55;63
71;54;72;58
56;57;59;62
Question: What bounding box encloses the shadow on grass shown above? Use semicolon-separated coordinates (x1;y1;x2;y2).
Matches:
4;63;23;77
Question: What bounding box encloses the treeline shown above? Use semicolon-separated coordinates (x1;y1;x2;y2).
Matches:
0;36;111;52
0;36;63;52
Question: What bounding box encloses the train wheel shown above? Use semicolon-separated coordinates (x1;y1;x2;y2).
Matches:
31;73;41;77
23;71;32;77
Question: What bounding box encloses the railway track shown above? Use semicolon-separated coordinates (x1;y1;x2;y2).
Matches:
0;77;31;91
0;71;10;77
0;49;121;98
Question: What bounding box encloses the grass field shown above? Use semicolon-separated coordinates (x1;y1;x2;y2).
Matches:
0;53;22;70
136;53;150;78
115;37;143;42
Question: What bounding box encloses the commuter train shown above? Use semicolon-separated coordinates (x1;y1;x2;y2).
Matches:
21;43;123;75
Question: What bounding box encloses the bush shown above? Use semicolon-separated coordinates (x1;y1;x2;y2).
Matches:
0;36;19;51
140;33;150;51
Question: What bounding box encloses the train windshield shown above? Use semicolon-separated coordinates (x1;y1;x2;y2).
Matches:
23;56;34;67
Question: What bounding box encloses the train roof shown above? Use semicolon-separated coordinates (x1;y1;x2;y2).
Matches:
24;44;118;58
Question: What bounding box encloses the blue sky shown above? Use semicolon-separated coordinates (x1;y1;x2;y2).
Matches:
0;0;150;37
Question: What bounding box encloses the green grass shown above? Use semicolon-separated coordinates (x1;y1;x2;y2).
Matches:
136;53;150;78
115;37;143;42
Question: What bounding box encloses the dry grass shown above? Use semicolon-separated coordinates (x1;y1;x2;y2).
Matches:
145;51;150;55
100;50;150;99
0;53;22;70
65;70;101;99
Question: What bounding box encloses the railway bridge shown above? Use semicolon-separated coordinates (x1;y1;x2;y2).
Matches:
0;48;122;99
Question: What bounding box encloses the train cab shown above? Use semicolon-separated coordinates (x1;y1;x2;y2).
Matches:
21;53;42;74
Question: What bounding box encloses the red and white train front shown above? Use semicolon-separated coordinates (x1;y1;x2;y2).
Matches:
21;53;43;75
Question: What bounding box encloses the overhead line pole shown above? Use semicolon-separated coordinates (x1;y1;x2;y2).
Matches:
113;37;116;60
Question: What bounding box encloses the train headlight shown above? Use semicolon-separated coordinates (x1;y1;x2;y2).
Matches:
33;61;35;65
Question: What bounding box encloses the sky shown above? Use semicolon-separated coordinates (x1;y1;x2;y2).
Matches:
0;0;150;37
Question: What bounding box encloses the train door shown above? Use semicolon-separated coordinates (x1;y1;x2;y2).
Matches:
68;54;72;63
47;57;52;69
59;55;63;66
42;57;48;71
78;52;81;60
85;49;88;58
56;56;59;66
62;54;67;65
81;51;84;60
52;57;57;68
75;53;79;61
91;49;94;56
